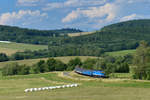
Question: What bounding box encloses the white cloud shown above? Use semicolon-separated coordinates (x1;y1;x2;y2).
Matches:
128;0;150;4
62;8;81;23
82;3;117;21
120;14;139;22
17;0;43;6
43;0;107;11
43;3;63;11
120;13;150;22
62;3;118;23
0;10;48;26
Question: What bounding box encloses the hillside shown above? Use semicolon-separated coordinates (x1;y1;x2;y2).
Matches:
0;42;47;55
68;32;94;37
10;19;150;58
2;19;150;58
48;19;150;53
105;49;136;57
0;25;82;44
0;71;150;100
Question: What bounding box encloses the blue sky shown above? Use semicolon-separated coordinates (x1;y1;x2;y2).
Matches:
0;0;150;31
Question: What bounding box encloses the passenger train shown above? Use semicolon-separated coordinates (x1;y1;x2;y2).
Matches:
74;67;107;78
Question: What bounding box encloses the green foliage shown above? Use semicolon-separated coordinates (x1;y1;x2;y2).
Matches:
3;19;150;59
81;58;97;69
67;57;82;71
17;64;30;75
33;60;49;73
54;60;67;71
46;58;56;71
0;25;82;45
46;19;150;58
2;63;30;76
132;41;150;80
92;56;130;75
115;62;129;73
10;50;49;60
2;58;67;76
0;53;9;62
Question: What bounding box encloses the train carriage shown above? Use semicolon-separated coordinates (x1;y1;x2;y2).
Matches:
74;67;107;78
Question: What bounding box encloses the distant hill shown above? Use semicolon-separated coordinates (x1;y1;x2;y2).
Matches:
2;19;150;58
47;19;150;55
0;25;82;44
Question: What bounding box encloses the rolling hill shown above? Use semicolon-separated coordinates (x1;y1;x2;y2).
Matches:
48;19;150;53
0;42;47;55
1;19;150;58
7;19;150;59
0;25;82;45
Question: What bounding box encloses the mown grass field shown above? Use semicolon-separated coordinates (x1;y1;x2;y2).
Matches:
0;56;97;68
0;71;150;100
0;42;47;55
106;49;136;56
68;32;94;37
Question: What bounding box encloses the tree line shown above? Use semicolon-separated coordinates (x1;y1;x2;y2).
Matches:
0;25;82;44
2;41;150;80
2;56;130;76
132;41;150;80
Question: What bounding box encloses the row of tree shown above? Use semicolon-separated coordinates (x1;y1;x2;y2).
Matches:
132;41;150;80
2;56;130;76
0;45;105;62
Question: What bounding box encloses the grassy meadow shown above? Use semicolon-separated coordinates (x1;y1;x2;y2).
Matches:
0;43;148;100
0;42;47;55
68;32;94;37
0;71;150;100
0;54;149;100
106;49;136;56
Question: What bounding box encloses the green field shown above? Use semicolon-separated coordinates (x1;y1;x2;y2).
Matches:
0;42;47;55
0;56;97;68
68;32;94;37
106;49;136;56
0;71;150;100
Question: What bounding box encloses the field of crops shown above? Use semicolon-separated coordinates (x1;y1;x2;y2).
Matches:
0;42;47;55
0;71;150;100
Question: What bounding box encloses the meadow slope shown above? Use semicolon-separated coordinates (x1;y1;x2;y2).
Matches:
0;72;150;100
0;42;47;55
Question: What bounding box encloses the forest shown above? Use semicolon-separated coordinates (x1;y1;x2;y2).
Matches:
0;25;82;44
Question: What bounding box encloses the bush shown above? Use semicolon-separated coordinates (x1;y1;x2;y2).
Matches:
46;58;56;71
33;60;49;73
115;62;129;73
81;58;97;69
2;58;68;76
0;53;9;62
2;63;30;76
67;57;82;71
54;60;67;71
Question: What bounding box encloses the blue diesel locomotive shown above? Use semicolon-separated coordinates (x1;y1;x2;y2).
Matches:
74;67;107;78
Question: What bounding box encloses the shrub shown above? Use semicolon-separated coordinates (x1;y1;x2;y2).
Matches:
67;57;82;71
